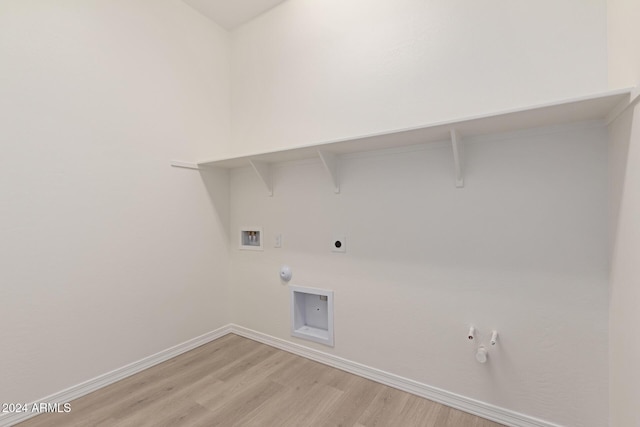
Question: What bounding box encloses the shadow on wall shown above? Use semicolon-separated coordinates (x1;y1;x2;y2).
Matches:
609;105;635;254
200;166;231;244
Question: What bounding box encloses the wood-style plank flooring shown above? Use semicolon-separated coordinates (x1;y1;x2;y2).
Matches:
18;334;504;427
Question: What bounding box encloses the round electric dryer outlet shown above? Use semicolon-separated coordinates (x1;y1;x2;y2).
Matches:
332;236;346;253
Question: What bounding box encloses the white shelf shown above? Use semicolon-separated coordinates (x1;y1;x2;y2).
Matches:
172;88;634;193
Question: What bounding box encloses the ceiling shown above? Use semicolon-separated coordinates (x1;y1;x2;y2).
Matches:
182;0;288;30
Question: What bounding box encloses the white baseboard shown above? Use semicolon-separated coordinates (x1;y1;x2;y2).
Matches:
2;323;563;427
229;324;564;427
0;325;231;427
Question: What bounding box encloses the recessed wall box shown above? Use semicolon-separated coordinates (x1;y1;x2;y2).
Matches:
290;285;334;347
239;227;263;251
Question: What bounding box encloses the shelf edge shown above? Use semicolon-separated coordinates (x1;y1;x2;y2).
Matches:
196;87;635;168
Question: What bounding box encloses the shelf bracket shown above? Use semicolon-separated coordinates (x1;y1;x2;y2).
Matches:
450;129;464;188
249;160;273;196
317;150;340;194
170;160;200;170
606;89;640;125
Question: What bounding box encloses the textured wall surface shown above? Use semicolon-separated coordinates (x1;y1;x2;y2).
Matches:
0;0;231;403
609;105;640;427
607;1;640;425
230;0;607;155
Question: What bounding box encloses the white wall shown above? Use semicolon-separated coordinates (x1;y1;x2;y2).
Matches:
607;1;640;426
0;0;231;404
230;0;608;155
608;105;640;427
226;2;614;425
229;124;610;427
607;0;640;90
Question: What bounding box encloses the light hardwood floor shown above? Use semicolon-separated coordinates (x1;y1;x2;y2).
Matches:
18;334;504;427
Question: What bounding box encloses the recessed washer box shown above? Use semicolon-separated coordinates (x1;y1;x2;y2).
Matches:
239;226;263;250
290;285;334;347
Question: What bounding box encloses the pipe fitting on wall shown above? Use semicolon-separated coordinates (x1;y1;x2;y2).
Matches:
476;346;488;363
279;265;292;282
490;330;499;346
468;326;475;340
